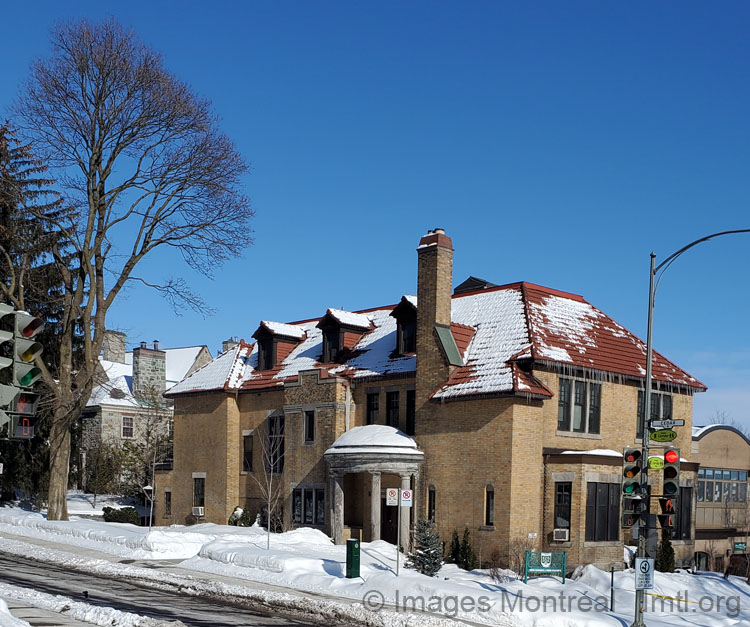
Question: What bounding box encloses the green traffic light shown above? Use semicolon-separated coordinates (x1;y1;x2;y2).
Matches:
19;367;41;386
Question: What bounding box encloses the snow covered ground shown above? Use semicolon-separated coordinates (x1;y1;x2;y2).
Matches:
1;501;749;626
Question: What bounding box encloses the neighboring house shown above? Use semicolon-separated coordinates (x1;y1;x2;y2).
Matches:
157;229;705;569
80;332;212;483
691;424;750;570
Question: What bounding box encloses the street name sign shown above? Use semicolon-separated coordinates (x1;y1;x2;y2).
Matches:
650;419;685;430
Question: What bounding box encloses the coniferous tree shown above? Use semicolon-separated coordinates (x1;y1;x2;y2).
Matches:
656;531;675;573
459;527;478;571
406;519;444;576
0;123;74;503
448;529;461;564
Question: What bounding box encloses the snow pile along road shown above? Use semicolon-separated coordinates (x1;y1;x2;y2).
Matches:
0;597;29;627
0;582;183;627
2;503;750;626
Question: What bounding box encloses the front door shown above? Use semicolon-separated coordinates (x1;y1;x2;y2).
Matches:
381;498;398;545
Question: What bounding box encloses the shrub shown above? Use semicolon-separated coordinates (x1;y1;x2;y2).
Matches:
102;506;140;525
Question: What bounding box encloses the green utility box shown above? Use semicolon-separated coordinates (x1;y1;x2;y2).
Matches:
346;538;360;578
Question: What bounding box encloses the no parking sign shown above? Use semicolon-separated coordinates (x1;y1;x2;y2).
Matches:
386;488;398;506
400;489;412;507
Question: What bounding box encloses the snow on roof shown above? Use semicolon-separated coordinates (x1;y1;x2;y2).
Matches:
433;288;528;399
164;346;205;384
168;282;703;400
260;321;306;340
403;295;417;307
90;345;208;407
325;308;372;330
560;449;622;457
167;343;251;395
87;375;139;408
324;425;423;456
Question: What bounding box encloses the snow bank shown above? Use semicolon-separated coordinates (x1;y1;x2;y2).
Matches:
0;598;29;627
0;582;182;626
2;504;750;627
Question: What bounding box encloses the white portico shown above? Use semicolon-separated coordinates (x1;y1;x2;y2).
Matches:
324;425;424;550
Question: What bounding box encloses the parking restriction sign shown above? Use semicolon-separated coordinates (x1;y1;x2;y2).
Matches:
400;489;412;507
386;488;398;506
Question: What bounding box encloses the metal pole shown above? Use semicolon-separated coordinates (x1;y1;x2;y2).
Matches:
611;566;615;612
396;496;401;576
631;253;656;627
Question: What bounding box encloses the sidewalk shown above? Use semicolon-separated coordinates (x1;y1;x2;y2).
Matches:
3;598;95;627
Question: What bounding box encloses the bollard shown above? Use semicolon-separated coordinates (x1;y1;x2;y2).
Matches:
346;538;360;578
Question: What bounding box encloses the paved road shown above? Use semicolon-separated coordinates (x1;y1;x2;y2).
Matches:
0;553;321;626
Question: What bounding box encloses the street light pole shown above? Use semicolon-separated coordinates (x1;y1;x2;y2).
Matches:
631;229;750;627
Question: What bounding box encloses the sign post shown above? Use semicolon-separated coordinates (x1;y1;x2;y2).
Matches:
395;489;412;576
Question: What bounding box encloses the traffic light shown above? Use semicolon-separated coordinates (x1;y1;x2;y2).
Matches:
622;447;644;495
12;311;44;388
622;495;647;528
0;304;44;440
10;392;40;439
658;496;676;534
662;447;680;497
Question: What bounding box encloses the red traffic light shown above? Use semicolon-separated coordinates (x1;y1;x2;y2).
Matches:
665;449;679;464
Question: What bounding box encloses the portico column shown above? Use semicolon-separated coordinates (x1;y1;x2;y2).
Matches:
370;471;381;541
400;474;411;552
332;474;345;545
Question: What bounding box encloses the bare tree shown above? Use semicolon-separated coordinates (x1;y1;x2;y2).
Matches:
10;19;252;519
249;413;285;550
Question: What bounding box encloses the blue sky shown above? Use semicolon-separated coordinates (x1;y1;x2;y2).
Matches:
2;1;749;429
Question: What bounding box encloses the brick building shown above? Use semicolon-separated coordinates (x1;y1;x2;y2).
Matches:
691;424;750;570
157;229;705;569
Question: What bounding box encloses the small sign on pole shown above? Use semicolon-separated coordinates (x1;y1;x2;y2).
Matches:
386;488;398;506
635;557;654;590
734;541;747;553
400;489;412;507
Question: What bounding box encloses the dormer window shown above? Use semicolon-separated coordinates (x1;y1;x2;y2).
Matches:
252;321;306;371
324;327;340;363
258;336;274;370
317;308;373;364
390;295;417;356
399;318;416;354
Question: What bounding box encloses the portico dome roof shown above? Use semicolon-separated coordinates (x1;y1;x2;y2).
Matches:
324;425;423;456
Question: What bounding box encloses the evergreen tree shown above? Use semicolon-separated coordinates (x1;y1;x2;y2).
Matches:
656;532;675;573
0;122;73;503
406;519;444;576
448;529;461;564
459;527;478;571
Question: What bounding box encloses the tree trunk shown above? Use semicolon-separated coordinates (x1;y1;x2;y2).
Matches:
47;414;71;520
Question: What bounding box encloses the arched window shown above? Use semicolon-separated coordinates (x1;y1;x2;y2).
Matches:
428;485;436;523
485;485;495;526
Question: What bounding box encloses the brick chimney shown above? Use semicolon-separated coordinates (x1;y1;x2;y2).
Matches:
132;340;166;402
102;330;126;363
416;228;454;407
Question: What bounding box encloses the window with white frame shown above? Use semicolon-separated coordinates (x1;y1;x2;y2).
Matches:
558;378;601;434
122;415;134;438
